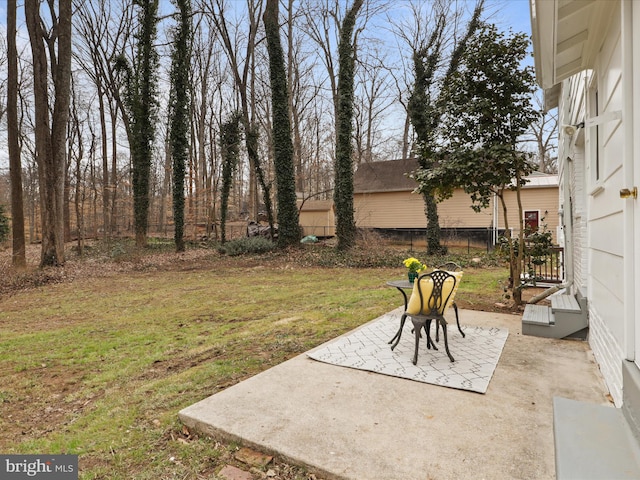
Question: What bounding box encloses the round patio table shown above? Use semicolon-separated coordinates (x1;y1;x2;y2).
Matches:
386;280;414;350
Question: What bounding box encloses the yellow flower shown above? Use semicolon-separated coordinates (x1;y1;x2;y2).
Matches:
403;257;426;273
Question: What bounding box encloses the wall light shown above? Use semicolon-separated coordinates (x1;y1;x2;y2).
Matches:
561;122;585;136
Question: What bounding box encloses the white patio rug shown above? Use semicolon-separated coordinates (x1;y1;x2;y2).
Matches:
307;308;509;394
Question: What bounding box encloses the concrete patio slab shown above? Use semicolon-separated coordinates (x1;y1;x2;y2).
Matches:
179;309;610;480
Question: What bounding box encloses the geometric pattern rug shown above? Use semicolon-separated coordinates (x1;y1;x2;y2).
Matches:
307;308;509;394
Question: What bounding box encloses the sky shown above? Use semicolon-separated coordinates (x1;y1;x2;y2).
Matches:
493;0;533;36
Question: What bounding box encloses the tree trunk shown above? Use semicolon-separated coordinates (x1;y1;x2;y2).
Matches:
169;0;191;252
97;78;111;238
109;104;119;235
264;0;301;247
7;0;26;268
513;170;526;306
424;192;446;255
334;0;364;251
498;190;522;306
25;0;72;267
211;0;273;231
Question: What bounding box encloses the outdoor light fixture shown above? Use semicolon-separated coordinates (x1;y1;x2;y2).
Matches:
561;111;621;137
562;122;585;136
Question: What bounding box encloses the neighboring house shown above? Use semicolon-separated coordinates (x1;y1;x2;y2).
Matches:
353;158;559;244
531;0;640;474
297;199;335;238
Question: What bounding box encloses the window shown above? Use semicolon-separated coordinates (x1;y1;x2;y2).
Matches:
588;83;602;187
524;210;539;234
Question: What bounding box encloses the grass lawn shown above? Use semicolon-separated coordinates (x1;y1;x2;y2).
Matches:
0;243;509;479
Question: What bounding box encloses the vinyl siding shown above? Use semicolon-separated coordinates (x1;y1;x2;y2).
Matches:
498;188;560;242
557;4;625;405
354;186;558;242
298;201;335;237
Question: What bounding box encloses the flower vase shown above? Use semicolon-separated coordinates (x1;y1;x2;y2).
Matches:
408;271;419;284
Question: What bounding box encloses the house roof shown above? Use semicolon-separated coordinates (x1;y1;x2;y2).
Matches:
530;0;615;106
354;159;558;194
520;172;559;188
353;159;419;193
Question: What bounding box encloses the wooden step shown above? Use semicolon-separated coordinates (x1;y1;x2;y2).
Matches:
522;303;588;338
522;304;551;325
551;294;581;313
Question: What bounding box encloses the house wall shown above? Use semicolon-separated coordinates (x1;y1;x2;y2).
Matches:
572;148;589;295
354;187;558;242
558;71;590;310
438;190;494;230
558;4;627;405
298;202;335;237
299;210;335;237
353;189;496;230
498;187;560;241
354;191;427;228
589;7;626;405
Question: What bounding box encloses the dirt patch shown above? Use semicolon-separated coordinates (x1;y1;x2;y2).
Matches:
0;364;92;451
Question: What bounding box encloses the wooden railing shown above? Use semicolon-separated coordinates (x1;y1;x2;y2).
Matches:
523;246;565;284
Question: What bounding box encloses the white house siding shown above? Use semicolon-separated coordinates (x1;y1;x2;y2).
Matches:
572;149;589;296
589;308;626;405
558;5;627;405
560;70;590;297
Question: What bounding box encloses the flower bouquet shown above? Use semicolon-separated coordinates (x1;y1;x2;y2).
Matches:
403;257;426;283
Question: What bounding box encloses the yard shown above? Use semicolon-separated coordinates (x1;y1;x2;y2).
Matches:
0;240;513;479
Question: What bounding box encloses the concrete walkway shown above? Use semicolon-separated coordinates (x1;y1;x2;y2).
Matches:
179;309;610;480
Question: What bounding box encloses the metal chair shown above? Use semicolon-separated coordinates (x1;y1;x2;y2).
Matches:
405;270;457;364
436;262;465;339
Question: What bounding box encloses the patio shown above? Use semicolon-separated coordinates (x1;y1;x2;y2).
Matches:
179;308;609;480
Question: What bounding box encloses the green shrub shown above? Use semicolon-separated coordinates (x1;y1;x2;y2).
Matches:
219;237;276;256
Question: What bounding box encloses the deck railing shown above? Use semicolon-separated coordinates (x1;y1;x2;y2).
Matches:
523;245;565;284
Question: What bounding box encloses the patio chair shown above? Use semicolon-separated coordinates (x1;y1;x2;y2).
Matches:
404;270;458;364
435;262;465;339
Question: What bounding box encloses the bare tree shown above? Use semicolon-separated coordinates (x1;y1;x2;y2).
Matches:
524;93;558;173
405;0;484;254
68;79;90;254
74;0;134;238
353;49;396;164
204;0;277;237
25;0;73;266
7;0;26;268
190;15;227;237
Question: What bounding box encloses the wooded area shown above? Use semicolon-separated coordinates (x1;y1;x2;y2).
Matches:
0;0;557;265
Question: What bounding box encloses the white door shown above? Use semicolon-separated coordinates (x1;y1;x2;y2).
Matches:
629;2;640;366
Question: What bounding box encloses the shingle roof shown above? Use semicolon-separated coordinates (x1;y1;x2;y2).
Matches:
353;159;420;193
353;159;559;193
521;172;559;188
